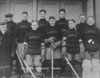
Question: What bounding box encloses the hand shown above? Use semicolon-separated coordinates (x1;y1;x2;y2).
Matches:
61;52;67;60
11;52;15;58
50;43;57;49
79;53;85;61
48;37;56;43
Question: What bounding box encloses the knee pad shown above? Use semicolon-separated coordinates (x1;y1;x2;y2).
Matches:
35;67;42;73
92;59;99;73
26;55;33;66
34;56;41;66
82;59;92;74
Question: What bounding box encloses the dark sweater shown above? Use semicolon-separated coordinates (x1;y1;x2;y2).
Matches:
82;25;100;52
63;29;81;54
16;20;31;43
24;29;43;54
56;18;68;34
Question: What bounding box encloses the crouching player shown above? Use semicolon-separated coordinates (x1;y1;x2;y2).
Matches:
62;19;84;76
82;16;100;78
23;21;45;78
43;16;62;76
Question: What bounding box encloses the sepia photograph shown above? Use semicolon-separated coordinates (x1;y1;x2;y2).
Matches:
0;0;99;78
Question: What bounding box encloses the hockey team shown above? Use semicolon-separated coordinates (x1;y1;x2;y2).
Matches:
0;8;100;78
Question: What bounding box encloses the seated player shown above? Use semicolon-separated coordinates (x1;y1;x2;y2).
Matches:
82;16;100;78
62;19;84;76
23;21;45;78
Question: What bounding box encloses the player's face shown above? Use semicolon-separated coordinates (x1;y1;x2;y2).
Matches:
6;17;12;22
59;11;66;19
0;24;7;31
87;17;95;26
80;15;86;23
68;21;75;29
31;22;39;30
40;12;46;19
22;14;28;21
49;19;56;27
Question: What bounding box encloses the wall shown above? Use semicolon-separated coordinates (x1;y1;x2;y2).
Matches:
95;0;100;28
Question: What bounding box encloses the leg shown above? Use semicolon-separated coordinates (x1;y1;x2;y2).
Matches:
33;55;44;78
43;48;52;76
25;54;33;74
82;52;92;78
91;51;100;78
53;48;61;76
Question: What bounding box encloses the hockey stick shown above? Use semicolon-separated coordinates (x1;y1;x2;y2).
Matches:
16;50;26;74
64;56;80;78
51;48;54;78
23;60;37;78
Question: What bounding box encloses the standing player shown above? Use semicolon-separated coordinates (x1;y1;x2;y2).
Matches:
82;16;100;78
23;21;45;77
62;19;83;76
76;14;88;34
38;9;49;37
0;21;14;78
56;9;69;73
16;11;31;59
16;11;31;75
56;8;68;34
44;16;62;76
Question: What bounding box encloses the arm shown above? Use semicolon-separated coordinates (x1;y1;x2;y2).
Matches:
62;37;67;56
23;33;29;51
41;43;45;62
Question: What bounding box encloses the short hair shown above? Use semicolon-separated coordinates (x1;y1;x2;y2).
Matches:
59;8;66;13
79;14;86;18
49;16;55;20
68;19;76;23
39;9;46;14
87;16;95;20
22;11;28;15
31;20;38;23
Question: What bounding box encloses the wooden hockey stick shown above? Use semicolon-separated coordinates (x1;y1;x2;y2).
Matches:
16;50;26;74
23;60;37;78
64;56;80;78
51;48;54;78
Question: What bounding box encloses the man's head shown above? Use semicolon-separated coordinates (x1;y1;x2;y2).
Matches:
79;14;86;23
68;19;76;29
39;9;46;19
49;16;56;27
22;11;28;21
87;16;95;26
59;8;66;19
5;13;13;22
0;22;7;32
31;20;39;30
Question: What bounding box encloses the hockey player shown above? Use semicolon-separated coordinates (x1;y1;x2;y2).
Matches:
43;16;62;76
82;16;100;78
38;9;49;38
16;11;31;76
0;21;14;78
76;14;88;34
23;21;45;78
56;8;68;34
62;19;83;76
56;9;69;73
16;11;31;59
